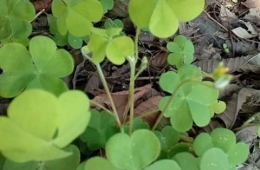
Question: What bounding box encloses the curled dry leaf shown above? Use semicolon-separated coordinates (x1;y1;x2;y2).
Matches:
193;54;260;73
219;84;242;99
242;0;260;8
218;88;259;128
236;126;258;146
134;96;162;126
108;0;129;17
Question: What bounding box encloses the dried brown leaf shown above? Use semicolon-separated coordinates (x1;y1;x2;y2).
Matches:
91;84;152;121
219;84;242;98
135;96;162;126
242;0;260;8
193;55;257;73
84;71;102;96
108;0;129;17
218;88;256;128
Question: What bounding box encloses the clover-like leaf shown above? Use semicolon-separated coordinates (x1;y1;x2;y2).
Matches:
82;28;134;65
0;89;90;162
129;0;204;38
84;157;119;170
52;0;103;37
145;160;181;170
0;36;74;98
200;148;229;170
211;128;236;153
167;35;194;68
154;126;180;151
173;152;199;170
3;145;80;170
227;142;249;166
105;129;160;170
0;0;35;40
159;65;218;132
193;133;214;156
80;110;118;150
99;0;114;13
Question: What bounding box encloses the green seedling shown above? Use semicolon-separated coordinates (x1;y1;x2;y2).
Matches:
0;0;35;43
158;64;219;132
0;36;74;98
81;27;134;65
193;128;249;170
167;35;194;68
47;14;88;49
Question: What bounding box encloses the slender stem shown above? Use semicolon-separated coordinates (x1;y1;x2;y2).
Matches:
127;56;136;134
96;64;123;132
152;79;192;130
134;28;140;60
31;9;45;22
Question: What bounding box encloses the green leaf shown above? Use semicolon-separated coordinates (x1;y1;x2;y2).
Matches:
159;71;181;94
149;0;178;38
168;143;190;158
53;90;91;148
99;0;114;13
68;33;83;49
159;65;218;132
145;160;181;170
154;126;180;151
173;152;199;170
0;0;35;40
84;157;119;170
227;142;249;165
169;0;205;22
123;117;150;134
0;153;5;169
200;148;229;170
129;0;204;38
211;128;236;152
211;101;226;114
80;110;118;150
167;35;194;68
3;145;80;170
105;129;160;170
193;133;214;156
106;36;134;65
0;36;74;97
104;19;124;29
52;0;103;36
0;89;90;162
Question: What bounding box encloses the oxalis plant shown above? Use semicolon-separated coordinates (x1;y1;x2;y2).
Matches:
0;0;250;170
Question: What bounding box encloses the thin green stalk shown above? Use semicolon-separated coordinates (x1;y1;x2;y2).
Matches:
126;28;140;134
127;56;136;134
90;100;116;117
96;64;123;132
134;28;140;60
